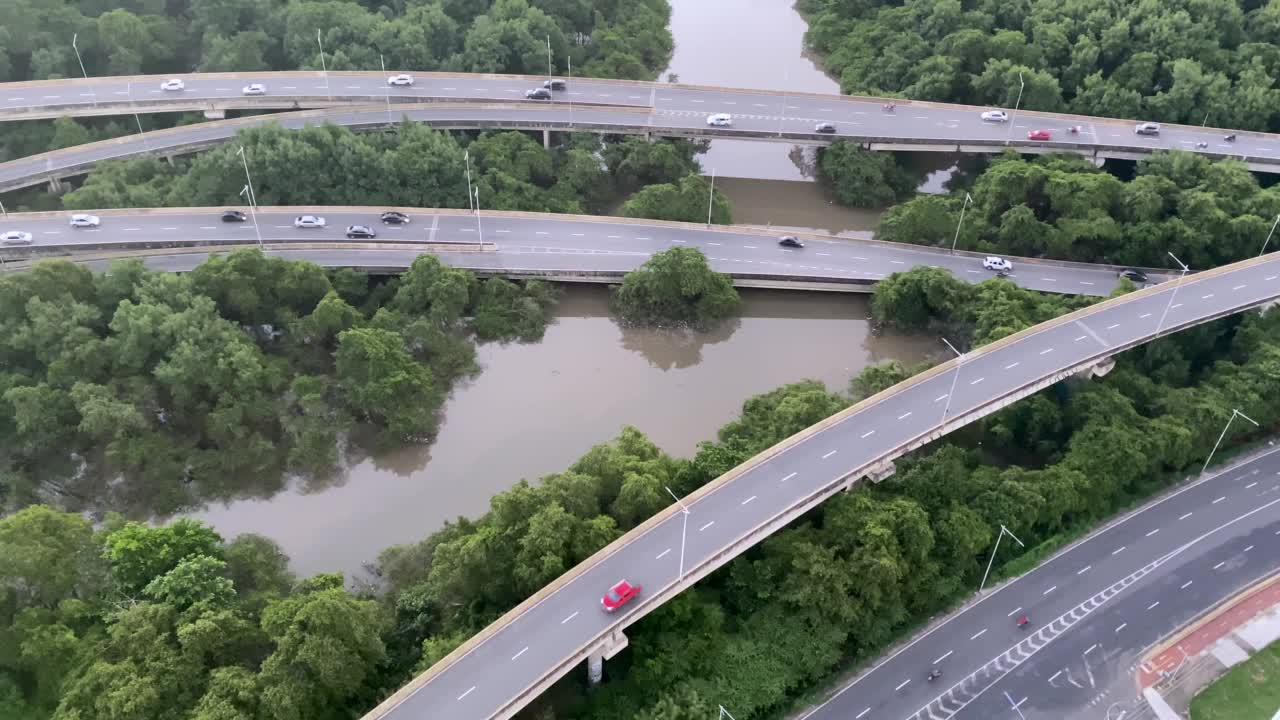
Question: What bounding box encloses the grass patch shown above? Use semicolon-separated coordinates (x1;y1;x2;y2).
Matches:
1190;638;1280;720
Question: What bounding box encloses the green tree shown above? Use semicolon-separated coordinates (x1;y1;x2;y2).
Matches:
818;142;918;208
611;247;740;330
335;328;438;441
621;174;731;224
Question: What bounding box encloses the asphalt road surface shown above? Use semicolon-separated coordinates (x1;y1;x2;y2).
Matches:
1;72;1277;163
3;72;1280;191
0;208;1153;295
349;247;1280;719
799;447;1280;720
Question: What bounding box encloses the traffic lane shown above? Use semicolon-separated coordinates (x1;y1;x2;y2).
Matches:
0;210;1130;296
962;518;1280;720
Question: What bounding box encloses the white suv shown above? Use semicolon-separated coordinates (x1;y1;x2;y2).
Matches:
242;83;266;96
983;256;1012;272
387;74;414;87
160;79;185;91
69;214;101;228
706;113;733;127
294;215;326;229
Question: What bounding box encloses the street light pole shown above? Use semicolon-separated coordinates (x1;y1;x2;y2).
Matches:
1004;691;1028;720
951;192;973;254
940;336;964;425
778;68;789;137
567;56;573;126
706;168;716;227
665;486;690;579
316;29;331;102
236;146;263;248
1005;72;1025;146
719;705;738;720
1201;408;1260;476
473;186;483;246
546;35;553;101
71;33;96;106
1259;214;1280;256
463;150;475;212
979;524;1025;593
1154;251;1189;339
380;54;392;125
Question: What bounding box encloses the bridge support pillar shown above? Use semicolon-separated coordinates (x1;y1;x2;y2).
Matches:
844;461;895;490
47;177;65;194
586;630;629;685
1092;155;1106;169
543;129;551;149
164;155;176;168
203;108;226;120
1087;356;1116;379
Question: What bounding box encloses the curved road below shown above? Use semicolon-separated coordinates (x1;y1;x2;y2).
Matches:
799;447;1280;720
355;247;1280;720
2;73;1279;193
0;207;1159;296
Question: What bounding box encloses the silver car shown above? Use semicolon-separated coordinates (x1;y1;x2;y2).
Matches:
1;230;33;245
242;83;266;96
69;213;100;228
294;215;326;229
706;113;733;127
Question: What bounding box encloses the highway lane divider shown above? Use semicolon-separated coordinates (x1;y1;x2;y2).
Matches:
0;241;495;271
364;246;1280;720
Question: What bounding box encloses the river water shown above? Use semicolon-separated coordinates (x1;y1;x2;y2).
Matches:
183;0;945;576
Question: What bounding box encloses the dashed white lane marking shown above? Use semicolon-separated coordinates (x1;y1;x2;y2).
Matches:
1213;496;1226;504
855;709;870;719
1245;545;1255;552
1075;335;1087;341
851;255;868;260
1202;293;1214;299
655;548;671;560
79;92;95;97
970;628;987;640
561;611;578;624
742;495;757;506
1080;281;1095;285
1246;481;1259;488
1268;276;1278;281
42;231;61;235
1106;323;1120;330
708;242;721;246
1139;313;1152;319
199;226;215;230
1076;565;1091;575
934;394;948;402
1049;670;1063;683
934;650;953;664
1179;512;1193;520
42;95;60;99
571;233;584;236
1041;277;1057;282
822;450;838;459
512;647;528;660
163;227;179;230
1115;623;1127;633
607;235;620;238
1086;644;1098;654
283;85;296;89
699;520;715;532
671;239;686;243
1039;348;1054;355
895;679;911;691
970;377;985;385
123;228;140;231
898;412;912;420
535;231;549;235
1213;561;1226;569
1146;528;1160;537
818;252;831;256
781;472;797;482
1172;303;1183;309
635;236;650;240
1112;546;1126;555
458;686;476;700
1043;585;1057;596
1147;601;1160;610
861;430;876;439
1007;607;1022;617
891;260;906;264
1181;580;1193;589
1004;362;1020;369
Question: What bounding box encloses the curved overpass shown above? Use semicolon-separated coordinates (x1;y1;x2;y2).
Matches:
0;206;1162;296
359;249;1280;719
0;75;1278;193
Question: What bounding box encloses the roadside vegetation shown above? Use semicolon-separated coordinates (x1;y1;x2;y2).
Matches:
876;152;1280;269
0;251;556;517
1190;637;1280;720
0;0;674;168
611;247;740;330
799;0;1280;132
12;282;1279;719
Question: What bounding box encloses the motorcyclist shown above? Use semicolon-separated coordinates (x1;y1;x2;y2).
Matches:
927;669;942;681
883;103;895;112
1224;134;1236;142
1017;615;1030;628
1069;125;1079;134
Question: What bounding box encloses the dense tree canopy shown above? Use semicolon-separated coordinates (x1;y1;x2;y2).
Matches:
610;247;741;330
877;152;1280;269
800;0;1280;132
0;251;556;516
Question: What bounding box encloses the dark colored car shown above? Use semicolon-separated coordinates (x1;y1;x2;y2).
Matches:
221;210;247;222
815;122;836;134
346;224;377;239
1119;268;1149;283
779;236;804;249
525;88;552;100
601;579;641;612
380;211;411;225
543;79;567;91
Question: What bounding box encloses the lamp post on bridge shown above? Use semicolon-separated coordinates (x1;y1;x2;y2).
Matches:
1259;214;1280;256
719;705;738;720
1201;408;1260;476
665;486;690;579
1005;72;1024;146
1154;251;1189;339
236;145;263;248
951;192;973;254
980;524;1026;593
71;34;96;106
316;29;331;102
939;337;964;426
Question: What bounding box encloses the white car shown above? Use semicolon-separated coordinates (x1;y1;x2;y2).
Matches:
160;79;185;92
980;110;1009;122
294;215;326;229
983;256;1013;272
706;113;733;127
242;83;266;96
1134;122;1161;136
69;214;100;228
1;230;33;245
387;74;414;87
